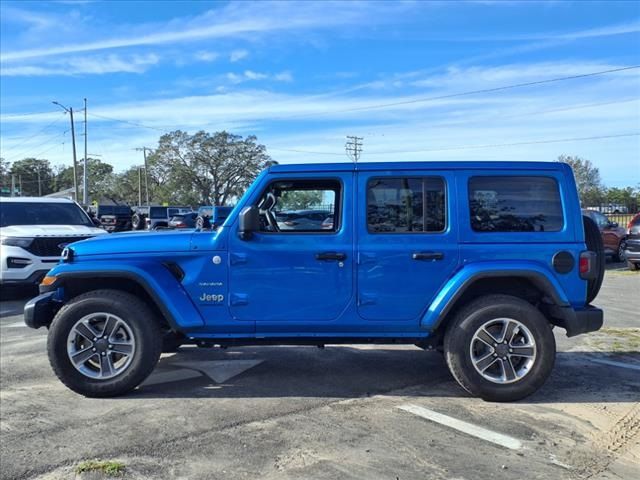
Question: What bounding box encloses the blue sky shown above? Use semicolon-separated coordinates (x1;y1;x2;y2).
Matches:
1;0;639;187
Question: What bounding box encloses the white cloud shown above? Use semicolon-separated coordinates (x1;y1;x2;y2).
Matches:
193;50;219;62
230;49;248;62
0;1;403;62
1;53;160;76
224;70;293;84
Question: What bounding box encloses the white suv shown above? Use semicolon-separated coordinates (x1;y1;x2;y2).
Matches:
0;197;107;287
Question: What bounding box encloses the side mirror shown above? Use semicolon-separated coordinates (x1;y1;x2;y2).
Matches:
608;221;619;229
238;206;259;240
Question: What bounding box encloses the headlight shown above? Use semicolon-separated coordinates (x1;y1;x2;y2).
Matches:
1;237;34;248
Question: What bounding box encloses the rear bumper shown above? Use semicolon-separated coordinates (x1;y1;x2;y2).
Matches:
545;304;604;337
24;291;60;329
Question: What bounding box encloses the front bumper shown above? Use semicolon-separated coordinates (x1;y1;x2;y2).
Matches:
24;291;60;329
546;304;604;337
624;238;640;262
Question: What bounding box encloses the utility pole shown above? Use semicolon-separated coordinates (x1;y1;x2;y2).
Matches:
134;147;151;205
19;175;22;196
138;167;143;206
11;174;15;197
345;136;363;163
83;98;88;205
37;168;42;196
52;101;79;202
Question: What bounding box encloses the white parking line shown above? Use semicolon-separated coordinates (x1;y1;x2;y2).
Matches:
589;358;640;371
397;404;523;451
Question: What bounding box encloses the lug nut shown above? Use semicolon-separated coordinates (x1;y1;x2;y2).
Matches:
502;356;507;360
108;345;113;349
509;348;513;353
92;348;96;352
101;352;106;356
493;343;497;347
93;337;97;341
493;353;498;357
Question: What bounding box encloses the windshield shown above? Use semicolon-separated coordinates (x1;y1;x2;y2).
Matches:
0;202;93;227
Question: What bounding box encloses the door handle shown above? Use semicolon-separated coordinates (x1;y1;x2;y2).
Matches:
412;251;444;261
316;252;347;261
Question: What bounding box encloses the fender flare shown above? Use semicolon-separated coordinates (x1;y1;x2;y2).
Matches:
42;262;205;332
421;264;570;332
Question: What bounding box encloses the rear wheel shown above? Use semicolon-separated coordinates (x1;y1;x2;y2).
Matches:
444;295;555;402
583;215;605;303
628;261;640;271
47;290;162;397
131;213;145;230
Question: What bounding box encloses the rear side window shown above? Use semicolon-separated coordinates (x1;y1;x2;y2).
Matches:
367;177;446;233
469;176;563;232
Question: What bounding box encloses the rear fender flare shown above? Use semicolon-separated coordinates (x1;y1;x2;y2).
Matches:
421;262;569;332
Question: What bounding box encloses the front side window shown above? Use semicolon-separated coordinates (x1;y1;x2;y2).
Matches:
256;179;340;233
469;176;563;232
367;177;446;233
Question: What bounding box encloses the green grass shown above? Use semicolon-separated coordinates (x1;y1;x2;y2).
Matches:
75;460;126;477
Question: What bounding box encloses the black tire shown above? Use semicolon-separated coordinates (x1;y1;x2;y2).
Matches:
444;294;556;402
583;215;605;303
614;240;627;263
131;213;144;230
628;261;640;271
47;289;162;398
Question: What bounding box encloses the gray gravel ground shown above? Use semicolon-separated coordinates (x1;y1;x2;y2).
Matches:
1;266;638;480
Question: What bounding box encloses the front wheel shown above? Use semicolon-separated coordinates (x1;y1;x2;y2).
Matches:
615;241;627;262
444;295;555;402
47;290;162;397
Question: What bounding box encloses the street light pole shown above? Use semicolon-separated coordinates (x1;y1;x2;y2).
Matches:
83;98;88;205
52;101;79;202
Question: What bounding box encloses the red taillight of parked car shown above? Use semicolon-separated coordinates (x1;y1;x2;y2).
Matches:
177;222;186;228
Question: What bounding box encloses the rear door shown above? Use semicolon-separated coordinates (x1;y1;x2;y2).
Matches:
356;170;459;321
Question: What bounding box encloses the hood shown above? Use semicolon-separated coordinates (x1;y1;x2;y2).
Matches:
0;224;107;237
70;229;195;256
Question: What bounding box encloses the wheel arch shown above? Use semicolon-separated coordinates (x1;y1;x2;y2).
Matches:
422;267;569;334
43;264;204;332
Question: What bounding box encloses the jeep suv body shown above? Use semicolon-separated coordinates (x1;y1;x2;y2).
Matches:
0;197;107;286
24;162;604;401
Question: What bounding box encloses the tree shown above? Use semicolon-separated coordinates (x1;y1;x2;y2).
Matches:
278;190;323;210
147;130;273;206
54;158;116;201
9;158;54;196
557;155;605;207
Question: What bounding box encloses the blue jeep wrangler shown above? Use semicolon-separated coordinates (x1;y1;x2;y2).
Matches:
25;161;604;401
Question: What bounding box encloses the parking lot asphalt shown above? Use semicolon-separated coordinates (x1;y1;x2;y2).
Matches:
1;267;638;480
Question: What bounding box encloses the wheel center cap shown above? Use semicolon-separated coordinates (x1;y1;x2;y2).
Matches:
495;344;509;356
95;338;109;352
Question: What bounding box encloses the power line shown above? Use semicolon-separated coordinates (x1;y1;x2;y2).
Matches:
2;130;68;161
269;132;639;157
365;132;640;155
284;65;640;119
87;112;167;132
0;113;66;155
0;110;59;118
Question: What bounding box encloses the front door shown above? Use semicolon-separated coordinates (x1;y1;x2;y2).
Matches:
356;171;459;322
228;174;353;332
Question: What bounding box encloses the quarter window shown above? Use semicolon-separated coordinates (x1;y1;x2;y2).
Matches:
469;176;563;232
367;177;446;233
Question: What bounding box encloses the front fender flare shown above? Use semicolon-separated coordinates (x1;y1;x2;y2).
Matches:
43;261;205;331
421;262;569;332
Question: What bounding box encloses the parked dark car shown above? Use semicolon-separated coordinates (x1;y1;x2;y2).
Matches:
93;205;133;232
168;212;198;229
624;213;640;270
582;209;627;262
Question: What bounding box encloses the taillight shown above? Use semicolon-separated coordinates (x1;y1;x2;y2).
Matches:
579;251;597;280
